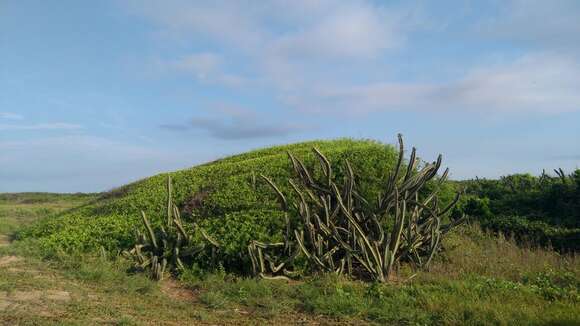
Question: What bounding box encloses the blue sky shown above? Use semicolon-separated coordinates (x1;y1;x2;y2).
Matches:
1;0;579;192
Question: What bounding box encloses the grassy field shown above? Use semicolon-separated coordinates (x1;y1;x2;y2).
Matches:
1;194;337;325
1;194;578;325
0;193;94;238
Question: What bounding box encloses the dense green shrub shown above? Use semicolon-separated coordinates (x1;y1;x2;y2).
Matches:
457;170;580;228
451;195;492;220
454;169;580;251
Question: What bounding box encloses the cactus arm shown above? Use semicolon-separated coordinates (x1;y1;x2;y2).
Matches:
166;176;173;226
141;211;158;249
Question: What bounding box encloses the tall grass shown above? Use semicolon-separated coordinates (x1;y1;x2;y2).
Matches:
175;223;579;325
427;223;579;281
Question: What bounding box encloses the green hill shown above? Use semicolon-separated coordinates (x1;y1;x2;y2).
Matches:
19;139;411;269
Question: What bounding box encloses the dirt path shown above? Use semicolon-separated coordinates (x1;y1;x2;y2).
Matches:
0;255;72;321
0;211;74;320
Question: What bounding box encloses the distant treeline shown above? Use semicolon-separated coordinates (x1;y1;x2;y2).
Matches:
452;169;580;251
0;192;97;205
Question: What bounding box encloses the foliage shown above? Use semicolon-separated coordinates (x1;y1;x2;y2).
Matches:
178;268;580;325
18;139;401;273
122;177;220;280
522;269;579;302
454;169;580;251
457;169;580;228
249;135;464;282
3;194;579;325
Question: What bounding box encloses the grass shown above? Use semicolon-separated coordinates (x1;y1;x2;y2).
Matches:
0;248;340;325
0;193;96;235
2;194;579;324
0;194;354;325
176;224;579;325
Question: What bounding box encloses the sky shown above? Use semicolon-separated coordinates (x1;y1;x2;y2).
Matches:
1;0;579;193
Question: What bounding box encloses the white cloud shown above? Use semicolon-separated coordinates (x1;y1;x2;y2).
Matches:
124;1;580;115
294;53;580;114
124;0;406;58
173;52;221;75
0;123;83;131
269;3;402;60
439;53;580;113
123;1;268;50
124;0;411;71
0;112;24;120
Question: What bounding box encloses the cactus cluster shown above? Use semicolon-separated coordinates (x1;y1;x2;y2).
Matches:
249;134;465;282
123;176;219;280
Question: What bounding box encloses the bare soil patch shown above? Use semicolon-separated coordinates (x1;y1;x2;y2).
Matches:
0;235;10;247
160;278;198;302
0;255;23;267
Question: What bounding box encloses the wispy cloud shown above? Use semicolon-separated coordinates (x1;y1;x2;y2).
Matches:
125;1;580;115
196;117;306;140
160;52;249;87
292;53;580;114
161;118;306;140
437;53;580;113
160;105;309;140
0;123;83;131
267;3;404;60
124;0;418;94
123;0;410;58
0;112;24;120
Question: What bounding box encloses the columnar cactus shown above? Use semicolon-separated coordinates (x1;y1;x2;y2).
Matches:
123;176;219;280
250;134;465;282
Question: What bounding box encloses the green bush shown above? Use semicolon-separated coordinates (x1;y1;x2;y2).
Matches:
457;169;580;229
454;169;580;251
452;195;493;220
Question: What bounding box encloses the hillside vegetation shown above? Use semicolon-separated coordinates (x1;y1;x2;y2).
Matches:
2;194;578;325
19;139;415;269
0;193;96;238
454;170;580;251
3;138;578;325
